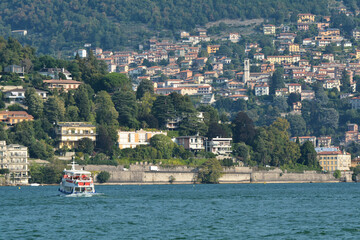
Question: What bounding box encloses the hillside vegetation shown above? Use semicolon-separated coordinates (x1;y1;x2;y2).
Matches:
0;0;329;53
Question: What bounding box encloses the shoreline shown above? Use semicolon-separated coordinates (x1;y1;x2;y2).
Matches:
1;180;346;187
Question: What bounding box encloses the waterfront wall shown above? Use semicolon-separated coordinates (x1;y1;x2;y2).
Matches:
82;164;353;184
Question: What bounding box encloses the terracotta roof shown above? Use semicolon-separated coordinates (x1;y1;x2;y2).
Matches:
43;79;82;84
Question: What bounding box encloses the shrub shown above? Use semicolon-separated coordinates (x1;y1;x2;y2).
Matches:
169;175;175;184
333;170;341;179
0;169;10;174
96;171;111;183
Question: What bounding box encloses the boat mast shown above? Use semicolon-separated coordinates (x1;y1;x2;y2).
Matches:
71;157;76;170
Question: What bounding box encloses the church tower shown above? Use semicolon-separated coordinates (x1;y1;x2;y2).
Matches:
243;58;250;83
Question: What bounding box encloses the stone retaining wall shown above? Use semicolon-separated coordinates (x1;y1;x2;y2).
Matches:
82;165;353;184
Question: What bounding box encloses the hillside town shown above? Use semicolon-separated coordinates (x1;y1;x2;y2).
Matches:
4;8;360;184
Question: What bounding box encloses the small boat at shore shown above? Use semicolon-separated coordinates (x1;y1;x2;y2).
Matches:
30;183;41;186
58;160;96;195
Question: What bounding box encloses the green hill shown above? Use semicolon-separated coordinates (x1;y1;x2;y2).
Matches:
0;0;330;54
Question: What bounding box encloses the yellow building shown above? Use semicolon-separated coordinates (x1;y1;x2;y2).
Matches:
118;129;167;149
56;122;96;149
297;13;315;23
319;28;340;36
356;50;360;59
266;55;300;64
288;44;300;53
317;150;351;171
207;45;220;54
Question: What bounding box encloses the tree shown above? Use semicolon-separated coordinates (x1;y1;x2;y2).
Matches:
44;96;65;123
74;84;93;121
25;88;44;118
136;79;154;99
286;114;307;137
112;90;139;128
65;106;80;122
232;142;250;163
198;158;223;184
97;73;132;92
269;68;284;94
340;70;351;93
149;134;175;159
207;122;230;139
95;91;119;126
232;112;256;145
298;141;319;168
97;171;111;183
151;95;175;128
273;97;289;112
96;125;116;154
77;138;94;155
287;93;301;106
178;113;207;136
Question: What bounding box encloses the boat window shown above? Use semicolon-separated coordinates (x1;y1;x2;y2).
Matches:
75;187;80;192
86;187;92;191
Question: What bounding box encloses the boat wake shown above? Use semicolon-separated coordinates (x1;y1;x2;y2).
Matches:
60;193;105;198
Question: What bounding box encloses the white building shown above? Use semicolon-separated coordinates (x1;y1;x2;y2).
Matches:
175;135;205;152
254;83;269;96
118;129;167;149
287;83;302;93
205;137;232;156
0;141;29;184
39;68;73;80
74;49;87;58
3;88;47;104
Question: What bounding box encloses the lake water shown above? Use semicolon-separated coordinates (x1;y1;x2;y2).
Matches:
1;183;360;239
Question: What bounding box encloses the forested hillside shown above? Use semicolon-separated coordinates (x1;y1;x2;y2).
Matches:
0;0;329;53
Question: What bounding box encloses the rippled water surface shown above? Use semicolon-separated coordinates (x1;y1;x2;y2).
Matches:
1;183;360;239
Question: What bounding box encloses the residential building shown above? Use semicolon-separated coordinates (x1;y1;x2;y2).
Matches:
351;156;360;168
345;123;360;145
55;122;96;149
290;136;317;147
39;68;72;80
254;53;265;61
263;25;276;35
317;136;332;147
266;55;300;64
353;28;360;40
317;150;351;171
205;137;232;156
229;33;240;43
43;79;83;92
11;30;27;36
3;88;47;104
297;13;315;23
287;83;302;93
175;135;205;152
292;101;302;112
118;129;167;149
254;83;269;96
0;111;34;125
74;49;87;58
207;45;220;54
350;96;360;109
4;65;25;78
0;141;29;184
288;44;300;53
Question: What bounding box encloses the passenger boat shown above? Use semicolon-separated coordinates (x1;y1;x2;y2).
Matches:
58;160;95;195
